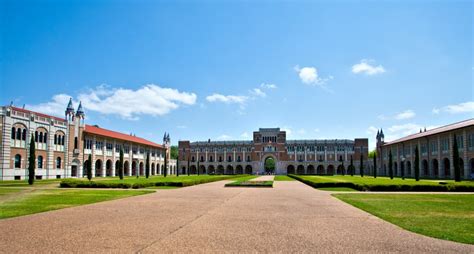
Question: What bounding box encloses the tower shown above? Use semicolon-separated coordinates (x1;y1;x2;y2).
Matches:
75;101;85;126
65;98;75;122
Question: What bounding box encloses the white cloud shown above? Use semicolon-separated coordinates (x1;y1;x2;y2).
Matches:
313;128;320;133
240;132;250;138
28;84;197;120
297;128;306;135
206;93;248;104
394;110;416;120
294;65;333;90
216;134;232;140
250;88;266;97
261;83;277;89
281;127;292;137
352;59;386;75
366;126;378;136
433;101;474;114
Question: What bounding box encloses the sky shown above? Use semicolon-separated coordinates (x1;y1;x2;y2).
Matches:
1;0;473;150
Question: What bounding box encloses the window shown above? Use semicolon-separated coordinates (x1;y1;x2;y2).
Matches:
237;156;241;162
54;134;57;145
200;156;204;162
85;139;93;149
95;141;103;150
106;143;113;151
468;133;474;151
441;138;449;153
247;155;250;162
219;156;222;162
39;132;43;143
431;141;438;154
11;127;15;139
22;129;26;140
228;156;232;162
14;154;21;168
74;137;78;149
124;145;129;153
35;131;39;142
16;128;21;140
56;157;61;169
456;135;463;150
191;156;195;162
209;156;213;162
38;156;43;169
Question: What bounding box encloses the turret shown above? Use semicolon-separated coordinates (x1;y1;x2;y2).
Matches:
65;98;75;121
75;101;85;119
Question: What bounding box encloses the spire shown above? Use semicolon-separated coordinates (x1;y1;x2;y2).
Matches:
376;129;380;139
380;129;384;138
75;101;85;118
65;98;74;116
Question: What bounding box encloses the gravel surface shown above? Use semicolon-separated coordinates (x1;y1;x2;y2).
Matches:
0;180;472;253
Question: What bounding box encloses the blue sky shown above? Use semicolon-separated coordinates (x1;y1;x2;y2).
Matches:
1;0;473;149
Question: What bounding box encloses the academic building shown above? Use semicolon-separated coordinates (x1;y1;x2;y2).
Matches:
375;119;474;179
178;128;368;175
0;100;176;181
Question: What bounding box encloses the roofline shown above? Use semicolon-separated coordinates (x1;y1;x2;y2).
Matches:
9;106;66;122
84;125;164;149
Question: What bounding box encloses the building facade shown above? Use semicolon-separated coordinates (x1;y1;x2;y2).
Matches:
178;128;368;175
375;119;474;179
0;101;176;181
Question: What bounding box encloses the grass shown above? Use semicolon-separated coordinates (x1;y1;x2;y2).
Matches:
0;189;153;219
274;175;296;181
0;178;62;187
334;193;474;244
289;175;474;192
60;175;248;189
0;188;26;196
318;187;358;191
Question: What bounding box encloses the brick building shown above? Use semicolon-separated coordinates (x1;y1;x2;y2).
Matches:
375;119;474;179
0;100;176;181
178;128;368;175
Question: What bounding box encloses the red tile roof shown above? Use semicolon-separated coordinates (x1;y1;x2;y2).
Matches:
383;118;474;146
11;106;66;122
85;125;164;149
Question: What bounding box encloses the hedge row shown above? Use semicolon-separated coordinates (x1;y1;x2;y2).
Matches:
288;175;474;192
60;176;238;189
225;181;273;188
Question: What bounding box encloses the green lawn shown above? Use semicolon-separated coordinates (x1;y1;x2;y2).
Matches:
0;178;62;187
318;187;358;191
0;189;153;219
274;175;296;181
61;175;248;188
334;194;474;244
290;175;474;191
0;188;26;196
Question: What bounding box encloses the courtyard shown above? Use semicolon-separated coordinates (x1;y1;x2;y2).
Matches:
0;177;472;253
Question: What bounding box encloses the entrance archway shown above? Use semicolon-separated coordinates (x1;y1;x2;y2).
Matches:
264;157;275;174
287;165;295;174
236;165;243;174
245;165;252;174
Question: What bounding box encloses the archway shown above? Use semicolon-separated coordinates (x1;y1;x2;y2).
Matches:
124;161;130;176
217;165;224;174
317;165;324;174
307;165;315;175
337;164;345;175
296;165;304;174
71;159;80;177
327;165;335;175
95;159;103;177
106;159;112;177
151;163;155;175
287;165;295;174
245;165;252;174
208;165;215;174
458;158;464;179
190;165;197;174
226;165;234;175
235;165;243;174
132;161;137;176
406;161;412;176
115;160;120;176
264;157;276;174
422;159;428;176
199;165;206;174
443;158;450;177
432;159;439;178
139;162;144;176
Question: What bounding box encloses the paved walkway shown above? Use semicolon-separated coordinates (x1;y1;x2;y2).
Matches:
0;180;472;253
250;175;274;181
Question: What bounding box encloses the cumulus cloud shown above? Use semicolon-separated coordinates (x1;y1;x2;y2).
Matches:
240;132;250;138
261;83;277;89
294;65;333;91
27;94;73;117
394;110;416;120
352;59;386;75
28;84;197;120
366;123;438;150
206;93;248;104
432;101;474;114
216;134;232;140
250;88;266;97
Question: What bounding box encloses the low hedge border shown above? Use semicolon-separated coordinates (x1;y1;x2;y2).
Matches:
60;176;241;189
225;181;273;188
288;174;474;192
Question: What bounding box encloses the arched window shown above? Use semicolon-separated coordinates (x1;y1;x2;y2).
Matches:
200;156;204;162
228;156;232;162
247;155;250;162
237;156;241;162
74;137;78;149
38;156;43;169
54;134;57;145
11;127;16;139
210;156;213;162
56;157;61;169
191;156;195;162
39;132;43;143
61;136;65;145
22;129;27;140
43;133;47;143
14;154;21;168
16;128;21;140
35;131;39;142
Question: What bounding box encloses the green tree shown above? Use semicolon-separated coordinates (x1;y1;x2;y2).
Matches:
170;145;178;160
119;148;124;180
349;156;354;176
87;154;92;181
28;135;35;185
368;150;376;159
176;158;179;177
414;145;420;181
360;154;364;177
373;153;377;178
145;153;150;179
453;135;461;182
389;150;393;179
187;157;190;176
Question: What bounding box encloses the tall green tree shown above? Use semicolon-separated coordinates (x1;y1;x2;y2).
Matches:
28;135;35;185
453;134;461;182
145;153;150;178
414;146;420;181
389;150;393;179
187;157;190;176
373;153;377;178
87;154;92;181
176;158;179;177
359;154;364;177
349;156;354;176
170;146;178;160
119;148;124;180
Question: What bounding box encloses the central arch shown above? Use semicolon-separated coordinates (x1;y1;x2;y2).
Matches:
264;156;276;174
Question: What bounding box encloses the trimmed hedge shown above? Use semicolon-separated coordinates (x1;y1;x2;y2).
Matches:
225;181;273;188
288;174;474;192
60;175;241;189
